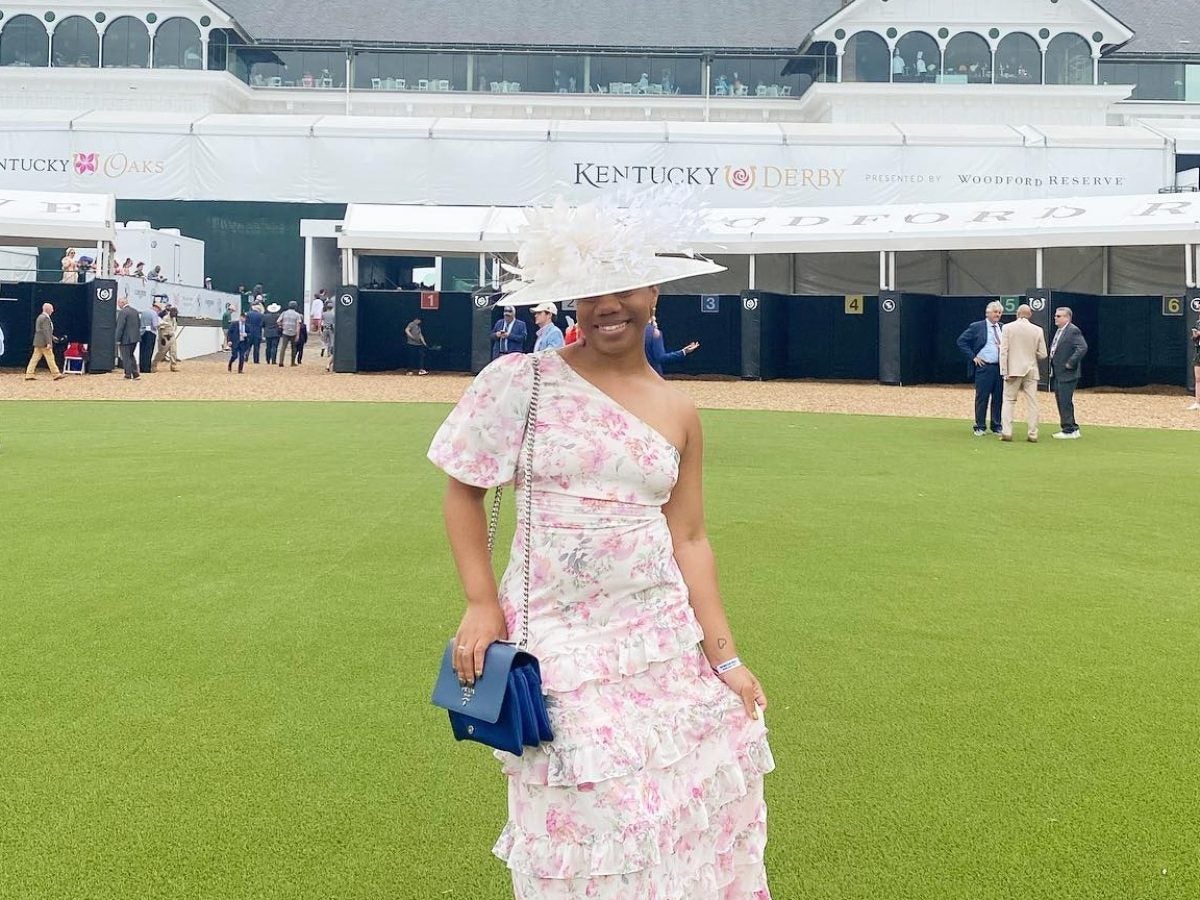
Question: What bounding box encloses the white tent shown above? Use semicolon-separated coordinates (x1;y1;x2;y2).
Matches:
339;194;1200;255
0;188;116;247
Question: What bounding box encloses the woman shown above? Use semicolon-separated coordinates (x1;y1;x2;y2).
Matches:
644;314;699;376
61;249;79;284
428;201;773;899
321;300;336;372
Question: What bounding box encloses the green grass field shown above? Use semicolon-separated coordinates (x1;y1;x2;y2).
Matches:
0;400;1196;900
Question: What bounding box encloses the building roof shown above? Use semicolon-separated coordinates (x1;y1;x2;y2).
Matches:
213;0;840;51
214;0;1199;55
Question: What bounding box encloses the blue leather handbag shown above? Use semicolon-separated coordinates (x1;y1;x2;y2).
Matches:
431;356;553;755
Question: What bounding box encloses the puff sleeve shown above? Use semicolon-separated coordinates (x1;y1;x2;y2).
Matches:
427;352;534;488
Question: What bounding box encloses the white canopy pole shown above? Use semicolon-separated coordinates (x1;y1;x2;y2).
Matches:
878;251;887;290
748;254;756;290
1187;244;1196;289
1036;248;1045;289
479;253;487;289
888;251;896;291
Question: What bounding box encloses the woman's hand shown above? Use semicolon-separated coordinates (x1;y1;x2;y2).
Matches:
453;601;508;686
718;665;767;720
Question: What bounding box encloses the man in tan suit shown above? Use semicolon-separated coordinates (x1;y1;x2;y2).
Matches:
999;304;1048;442
25;302;64;381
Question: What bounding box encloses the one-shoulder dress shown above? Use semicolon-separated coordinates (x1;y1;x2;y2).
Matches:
428;350;774;899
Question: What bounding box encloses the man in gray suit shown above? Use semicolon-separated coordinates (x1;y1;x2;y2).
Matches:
1050;306;1088;439
114;295;142;380
24;302;64;381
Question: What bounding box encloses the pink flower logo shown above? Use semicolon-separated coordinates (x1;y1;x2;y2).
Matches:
73;152;98;175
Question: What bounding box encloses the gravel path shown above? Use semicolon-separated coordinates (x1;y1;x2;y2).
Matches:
4;354;1198;431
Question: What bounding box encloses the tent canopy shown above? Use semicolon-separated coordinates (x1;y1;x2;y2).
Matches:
0;188;116;247
340;194;1200;256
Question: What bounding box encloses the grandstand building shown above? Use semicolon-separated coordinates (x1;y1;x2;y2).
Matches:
0;0;1198;301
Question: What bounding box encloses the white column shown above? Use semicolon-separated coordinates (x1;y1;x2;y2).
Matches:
836;49;845;83
703;59;711;123
345;54;352;115
1187;243;1196;289
304;236;314;297
748;254;756;290
878;251;887;290
201;34;209;70
478;253;487;288
1036;247;1045;289
1092;52;1100;85
888;251;896;290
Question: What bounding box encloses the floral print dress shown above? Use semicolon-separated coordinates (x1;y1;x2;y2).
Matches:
428;351;774;899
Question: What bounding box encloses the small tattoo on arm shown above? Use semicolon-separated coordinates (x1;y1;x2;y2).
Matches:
717;638;728;650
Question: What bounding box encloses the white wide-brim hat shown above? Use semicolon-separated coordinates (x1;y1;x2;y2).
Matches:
497;198;725;307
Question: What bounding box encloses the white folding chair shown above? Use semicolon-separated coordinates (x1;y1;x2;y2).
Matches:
509;82;520;92
371;77;382;89
417;78;429;90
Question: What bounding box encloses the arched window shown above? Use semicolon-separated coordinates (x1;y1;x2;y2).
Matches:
0;15;49;67
208;29;231;72
1046;33;1092;85
153;17;202;69
102;16;150;68
995;33;1041;84
944;32;992;83
52;16;99;68
894;31;940;82
843;31;889;83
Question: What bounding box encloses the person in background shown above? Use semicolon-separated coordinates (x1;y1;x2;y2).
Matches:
220;303;234;351
148;265;167;283
1050;306;1088;439
153;306;181;373
532;302;565;352
321;300;336;372
295;317;308;365
114;296;141;380
61;249;79;284
490;305;526;358
245;300;265;364
1188;321;1200;411
309;293;325;341
644;314;698;376
563;315;580;345
24;302;65;381
277;301;303;366
405;316;429;375
956;300;1005;437
138;302;160;374
227;311;249;373
119;257;134;276
203;276;213;290
133;262;146;279
263;302;282;364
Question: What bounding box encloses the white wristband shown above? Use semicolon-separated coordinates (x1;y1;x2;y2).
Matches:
713;657;742;676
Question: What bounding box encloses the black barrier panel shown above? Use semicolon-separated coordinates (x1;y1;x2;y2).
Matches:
332;286;358;373
1090;295;1188;388
356;290;474;373
89;280;117;374
740;293;762;380
766;294;880;380
879;293;943;385
655;294;741;377
0;282;34;368
471;298;494;373
1025;288;1052;389
1188;289;1199;393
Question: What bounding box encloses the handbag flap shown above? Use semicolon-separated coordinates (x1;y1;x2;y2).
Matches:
431;640;531;724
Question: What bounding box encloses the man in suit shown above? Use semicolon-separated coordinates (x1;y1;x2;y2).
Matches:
114;296;141;380
955;300;1005;436
138;302;159;374
245;301;265;364
24;302;65;381
998;304;1048;443
227;311;249;373
491;305;527;359
1050;306;1088;439
263;303;282;364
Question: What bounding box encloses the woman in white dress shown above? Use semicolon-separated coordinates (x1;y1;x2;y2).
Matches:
61;248;79;284
428;201;774;898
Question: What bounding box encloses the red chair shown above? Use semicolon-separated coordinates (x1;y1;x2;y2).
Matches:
64;341;87;374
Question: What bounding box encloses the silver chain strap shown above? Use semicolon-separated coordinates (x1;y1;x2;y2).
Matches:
484;356;541;649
